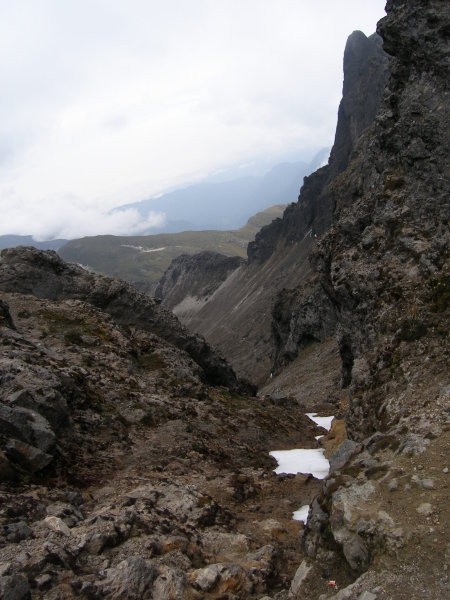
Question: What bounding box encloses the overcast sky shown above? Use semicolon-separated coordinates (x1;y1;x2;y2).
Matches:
0;0;386;240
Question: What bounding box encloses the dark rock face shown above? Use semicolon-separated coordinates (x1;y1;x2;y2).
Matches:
265;32;389;372
271;281;337;370
293;0;450;585
248;31;388;265
0;300;15;329
308;0;450;434
155;251;245;312
0;246;246;392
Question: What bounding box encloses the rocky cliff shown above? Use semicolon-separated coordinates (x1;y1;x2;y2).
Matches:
154;252;245;319
274;0;450;597
247;31;388;264
156;30;389;386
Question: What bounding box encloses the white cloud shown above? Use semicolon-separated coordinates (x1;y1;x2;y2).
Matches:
0;190;165;240
0;0;386;239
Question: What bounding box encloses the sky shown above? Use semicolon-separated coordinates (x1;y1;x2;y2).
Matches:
0;0;386;240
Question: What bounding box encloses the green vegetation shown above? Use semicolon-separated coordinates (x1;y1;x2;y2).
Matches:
428;275;450;313
136;350;167;371
58;205;286;291
399;318;427;342
38;309;109;344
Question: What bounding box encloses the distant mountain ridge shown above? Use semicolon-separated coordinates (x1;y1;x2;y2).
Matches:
0;235;68;251
115;157;325;233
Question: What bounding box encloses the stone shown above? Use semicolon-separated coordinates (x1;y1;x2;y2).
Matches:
35;574;52;589
5;439;53;472
0;574;30;600
189;563;250;595
9;388;70;432
421;478;434;489
4;521;33;543
0;405;55;453
416;503;433;516
189;564;221;592
388;478;398;491
329;439;362;472
43;516;71;536
288;561;312;597
201;531;249;561
152;566;186;598
342;534;369;572
359;592;378;600
100;557;158;599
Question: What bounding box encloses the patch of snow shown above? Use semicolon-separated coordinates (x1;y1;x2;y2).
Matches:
315;435;324;441
121;244;143;251
293;504;310;522
269;448;330;479
120;244;166;253
306;413;334;431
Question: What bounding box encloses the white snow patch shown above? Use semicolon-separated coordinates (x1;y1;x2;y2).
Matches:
121;244;143;251
120;244;166;253
306;413;334;431
269;448;330;479
293;504;310;522
315;435;324;441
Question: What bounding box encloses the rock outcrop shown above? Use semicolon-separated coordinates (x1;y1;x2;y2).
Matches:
0;246;247;392
154;251;245;319
247;31;388;264
278;0;450;595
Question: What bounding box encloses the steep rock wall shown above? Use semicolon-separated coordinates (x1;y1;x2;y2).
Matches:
154;251;245;318
247;31;388;264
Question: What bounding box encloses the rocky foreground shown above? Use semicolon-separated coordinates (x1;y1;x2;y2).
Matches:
0;248;335;599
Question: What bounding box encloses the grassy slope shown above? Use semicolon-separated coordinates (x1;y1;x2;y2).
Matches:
58;204;286;291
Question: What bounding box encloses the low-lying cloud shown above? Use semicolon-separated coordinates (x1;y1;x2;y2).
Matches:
0;194;165;240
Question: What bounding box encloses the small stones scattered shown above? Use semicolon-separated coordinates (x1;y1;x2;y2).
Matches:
443;467;448;474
